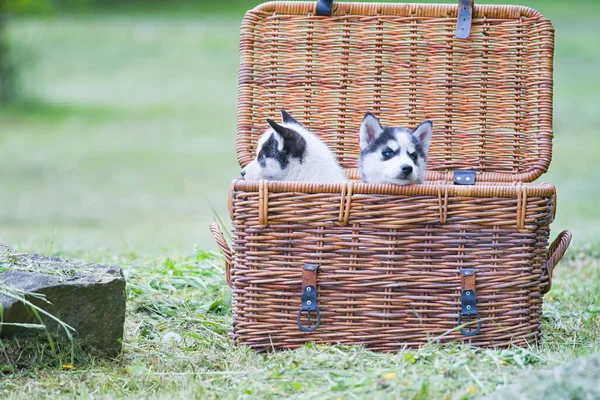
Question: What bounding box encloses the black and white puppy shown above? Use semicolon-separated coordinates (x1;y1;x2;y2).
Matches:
241;110;346;182
359;113;433;185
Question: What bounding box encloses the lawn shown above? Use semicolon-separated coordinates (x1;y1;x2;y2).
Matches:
1;250;599;399
1;13;241;255
1;0;599;399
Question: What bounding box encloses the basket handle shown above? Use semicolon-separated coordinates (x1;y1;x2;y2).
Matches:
316;0;333;16
542;230;572;294
209;222;233;288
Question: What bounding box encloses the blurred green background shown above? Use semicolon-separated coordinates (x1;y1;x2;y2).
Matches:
0;0;598;256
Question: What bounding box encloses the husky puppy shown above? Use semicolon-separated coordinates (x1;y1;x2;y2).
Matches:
358;113;433;185
241;110;346;183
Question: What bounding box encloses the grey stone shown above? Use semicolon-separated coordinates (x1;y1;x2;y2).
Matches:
0;244;126;356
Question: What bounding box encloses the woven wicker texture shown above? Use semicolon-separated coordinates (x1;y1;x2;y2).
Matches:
223;180;563;351
213;1;570;352
237;2;554;182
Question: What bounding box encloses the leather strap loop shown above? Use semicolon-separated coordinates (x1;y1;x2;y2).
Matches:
302;263;319;288
461;268;476;294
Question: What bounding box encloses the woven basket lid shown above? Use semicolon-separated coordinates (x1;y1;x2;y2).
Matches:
236;1;554;183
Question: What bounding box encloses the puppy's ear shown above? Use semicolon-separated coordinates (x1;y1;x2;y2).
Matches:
280;109;300;125
412;120;433;155
266;119;306;158
359;112;384;150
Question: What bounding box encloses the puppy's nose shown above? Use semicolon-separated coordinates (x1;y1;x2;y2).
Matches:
240;169;246;177
401;165;413;175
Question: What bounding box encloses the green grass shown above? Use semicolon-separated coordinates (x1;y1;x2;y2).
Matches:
1;249;599;399
1;14;241;254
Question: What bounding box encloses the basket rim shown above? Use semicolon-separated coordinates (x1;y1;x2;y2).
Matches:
232;178;555;197
248;1;546;20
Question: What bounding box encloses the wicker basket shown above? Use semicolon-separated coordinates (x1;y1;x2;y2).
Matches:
210;0;572;351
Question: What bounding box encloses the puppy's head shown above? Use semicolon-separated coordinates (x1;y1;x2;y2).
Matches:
241;110;307;181
358;113;433;185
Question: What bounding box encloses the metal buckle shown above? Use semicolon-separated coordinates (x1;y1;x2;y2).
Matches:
297;308;321;332
458;313;482;336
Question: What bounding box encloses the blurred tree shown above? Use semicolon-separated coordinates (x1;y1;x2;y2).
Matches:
0;0;53;104
0;0;16;104
6;0;54;15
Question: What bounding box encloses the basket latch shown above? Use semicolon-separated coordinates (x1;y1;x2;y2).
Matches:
297;263;321;332
453;170;476;185
458;268;481;336
456;0;475;39
315;0;333;16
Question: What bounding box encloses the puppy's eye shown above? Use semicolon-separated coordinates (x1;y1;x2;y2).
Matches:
382;149;394;159
409;152;418;162
257;155;264;162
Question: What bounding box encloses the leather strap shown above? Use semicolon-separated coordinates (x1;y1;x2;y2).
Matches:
461;268;476;294
298;264;321;332
456;0;475;39
454;170;476;185
459;268;481;336
316;0;333;16
302;263;319;288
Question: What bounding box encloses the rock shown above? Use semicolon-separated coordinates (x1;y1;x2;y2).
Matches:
0;244;126;356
